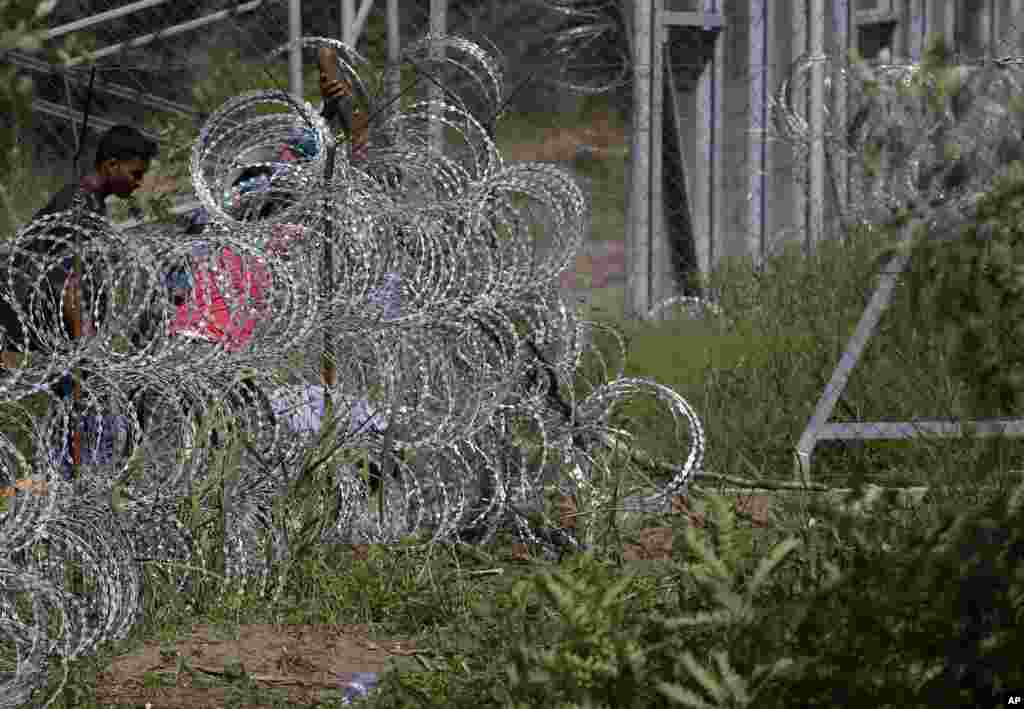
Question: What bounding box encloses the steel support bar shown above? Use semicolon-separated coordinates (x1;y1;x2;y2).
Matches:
627;0;652;319
749;0;767;268
342;0;356;45
1013;0;1024;42
808;0;826;254
794;215;1024;482
428;0;447;155
386;0;400;122
31;98;160;141
794;223;914;483
943;0;955;48
289;0;302;102
909;0;926;60
7;50;198;119
833;0;850;236
352;0;376;47
661;12;725;28
41;0;175;41
820;420;1024;440
64;0;269;68
649;0;666;313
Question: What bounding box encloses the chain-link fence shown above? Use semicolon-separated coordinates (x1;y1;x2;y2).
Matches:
4;2;633;229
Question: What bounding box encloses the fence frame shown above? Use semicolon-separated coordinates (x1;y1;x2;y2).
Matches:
630;1;725;320
793;218;1024;483
634;1;1023;302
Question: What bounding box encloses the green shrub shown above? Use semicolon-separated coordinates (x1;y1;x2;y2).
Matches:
908;161;1024;418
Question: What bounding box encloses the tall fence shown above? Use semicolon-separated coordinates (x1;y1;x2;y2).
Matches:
632;0;1024;320
11;2;1024;316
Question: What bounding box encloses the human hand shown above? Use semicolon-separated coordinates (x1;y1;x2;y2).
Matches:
318;46;345;98
321;78;351;101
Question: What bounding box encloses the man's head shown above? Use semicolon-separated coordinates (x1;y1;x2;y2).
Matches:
94;125;158;198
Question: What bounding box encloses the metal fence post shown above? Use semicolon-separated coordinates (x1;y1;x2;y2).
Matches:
289;0;302;102
342;0;355;45
387;0;400;116
808;0;826;255
749;0;768;268
429;0;447;156
627;0;652;321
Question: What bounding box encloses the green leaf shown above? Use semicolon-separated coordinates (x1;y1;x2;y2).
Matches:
711;587;750;620
680;651;727;704
658;610;735;629
657;681;718;709
683;526;731;583
748;537;801;596
598;569;636;609
713;651;749;705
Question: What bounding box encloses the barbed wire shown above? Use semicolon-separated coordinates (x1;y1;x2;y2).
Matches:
0;33;703;706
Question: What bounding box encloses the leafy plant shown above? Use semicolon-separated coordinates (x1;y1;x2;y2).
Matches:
907;160;1024;419
506;553;652;708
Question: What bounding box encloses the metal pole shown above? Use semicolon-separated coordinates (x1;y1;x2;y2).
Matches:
832;0;850;239
429;0;448;156
353;0;376;46
794;224;914;482
791;0;808;264
64;0;270;67
387;0;400;118
693;8;711;281
41;0;175;41
30;99;160;141
8;51;198;119
943;0;956;51
289;0;303;103
342;0;356;45
69;66;97;479
808;0;826;255
980;0;993;57
749;0;768;268
909;0;926;61
627;0;652;320
1012;0;1024;49
649;0;666;316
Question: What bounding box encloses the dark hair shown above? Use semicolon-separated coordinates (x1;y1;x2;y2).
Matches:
94;125;158;168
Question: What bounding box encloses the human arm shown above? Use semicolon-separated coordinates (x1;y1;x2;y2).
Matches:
318;47;368;163
62;261;95;338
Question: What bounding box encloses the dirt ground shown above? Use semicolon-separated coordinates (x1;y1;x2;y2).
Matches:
90;491;774;707
94;622;416;708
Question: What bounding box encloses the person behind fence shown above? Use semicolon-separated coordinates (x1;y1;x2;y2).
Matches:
0;125;157;371
136;133;394;474
175;129;399;492
0;125;158;480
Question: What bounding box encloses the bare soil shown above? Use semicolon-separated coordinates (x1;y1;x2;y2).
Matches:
94;622;416;708
90;491;775;707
